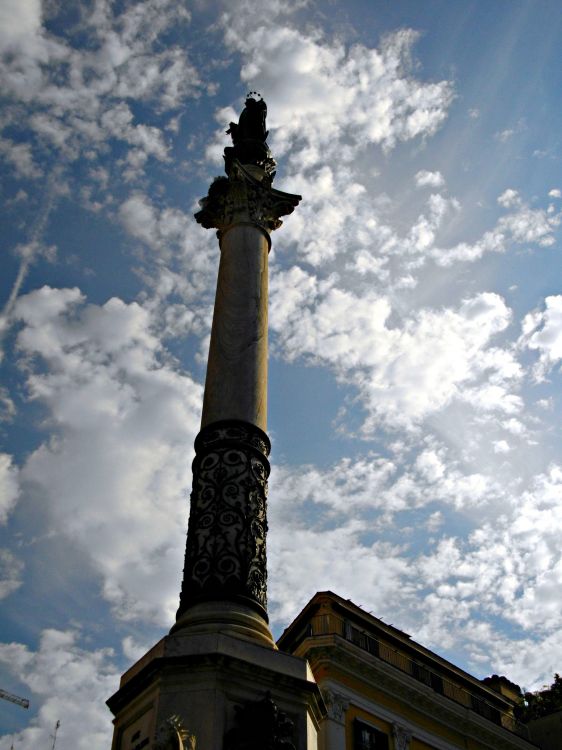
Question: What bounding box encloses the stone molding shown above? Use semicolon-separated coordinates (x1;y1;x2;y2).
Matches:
304;640;533;750
177;420;271;622
195;160;301;237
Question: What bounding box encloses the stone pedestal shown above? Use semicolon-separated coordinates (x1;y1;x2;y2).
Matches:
107;631;324;750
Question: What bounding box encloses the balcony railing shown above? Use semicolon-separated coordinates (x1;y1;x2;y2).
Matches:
303;612;528;739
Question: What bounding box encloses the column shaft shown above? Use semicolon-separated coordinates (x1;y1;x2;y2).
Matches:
201;224;269;431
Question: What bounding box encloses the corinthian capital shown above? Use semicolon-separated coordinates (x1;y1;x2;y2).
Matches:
321;688;349;723
195;160;301;236
393;723;412;750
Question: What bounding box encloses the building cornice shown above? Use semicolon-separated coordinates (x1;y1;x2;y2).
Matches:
298;636;537;750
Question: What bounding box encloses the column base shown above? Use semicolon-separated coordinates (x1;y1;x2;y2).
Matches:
171;599;276;649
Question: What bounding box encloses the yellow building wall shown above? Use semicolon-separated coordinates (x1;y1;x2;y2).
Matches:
328;665;461;748
411;739;437;750
321;661;508;750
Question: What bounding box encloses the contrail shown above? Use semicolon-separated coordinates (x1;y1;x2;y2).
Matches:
0;165;63;347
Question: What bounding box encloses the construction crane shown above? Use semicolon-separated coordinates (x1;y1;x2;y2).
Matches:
0;688;29;709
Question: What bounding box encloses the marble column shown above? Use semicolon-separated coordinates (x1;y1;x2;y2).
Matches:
174;154;301;644
201;222;270;431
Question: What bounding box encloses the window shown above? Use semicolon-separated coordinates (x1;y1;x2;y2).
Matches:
353;719;389;750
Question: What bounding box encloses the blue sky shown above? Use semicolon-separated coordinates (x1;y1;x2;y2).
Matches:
1;0;562;746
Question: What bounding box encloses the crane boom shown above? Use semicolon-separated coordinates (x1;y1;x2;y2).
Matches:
0;688;30;709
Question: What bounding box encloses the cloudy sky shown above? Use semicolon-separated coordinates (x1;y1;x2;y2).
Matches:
1;0;562;745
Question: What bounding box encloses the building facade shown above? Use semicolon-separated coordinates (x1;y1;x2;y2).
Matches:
278;591;537;750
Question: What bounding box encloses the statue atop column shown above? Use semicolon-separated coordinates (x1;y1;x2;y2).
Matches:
224;92;277;180
195;93;299;233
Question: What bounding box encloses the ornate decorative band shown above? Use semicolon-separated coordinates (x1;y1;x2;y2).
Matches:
194;419;271;461
177;420;271;622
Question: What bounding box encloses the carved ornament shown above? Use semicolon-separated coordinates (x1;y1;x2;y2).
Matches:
392;723;412;750
195;161;301;236
177;420;271;620
321;688;349;724
224;692;296;750
153;715;195;750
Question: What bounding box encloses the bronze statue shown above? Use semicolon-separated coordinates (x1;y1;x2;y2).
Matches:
224;93;276;179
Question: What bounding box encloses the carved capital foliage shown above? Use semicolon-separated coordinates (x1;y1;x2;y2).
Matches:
224;692;296;750
178;420;271;620
153;715;195;750
195;161;301;235
392;724;412;750
321;688;349;724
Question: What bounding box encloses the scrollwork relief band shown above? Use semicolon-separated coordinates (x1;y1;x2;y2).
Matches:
177;420;271;621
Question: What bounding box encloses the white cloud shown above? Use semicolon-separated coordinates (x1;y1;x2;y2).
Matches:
426;511;444;532
0;453;20;524
521;296;562;377
485;628;562;693
0;0;205;184
0;629;118;750
0;137;42;179
415;170;445;188
497;188;521;208
495;128;515;142
0;387;16;422
411;463;562;668
430;192;560;265
274;166;377;264
0;0;42;52
118;193;218;341
221;21;453;163
548;188;561;199
0;548;24;599
269;519;412;627
119;192;214;272
13;286;203;624
265;436;562;690
498;204;559;246
493;440;510;454
494;119;525;144
271;271;518;430
272;443;501;524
